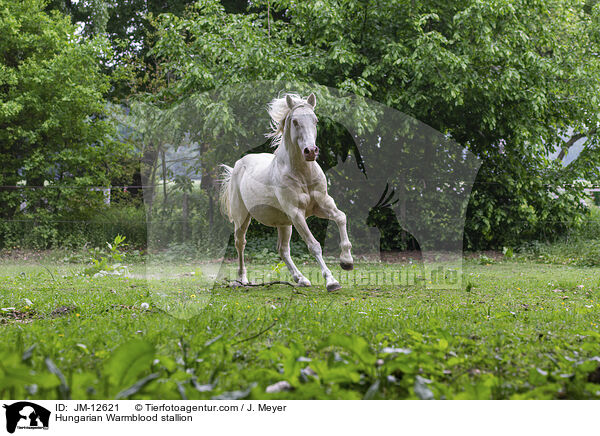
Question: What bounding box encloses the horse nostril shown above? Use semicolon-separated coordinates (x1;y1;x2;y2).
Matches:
304;148;310;154
315;147;319;154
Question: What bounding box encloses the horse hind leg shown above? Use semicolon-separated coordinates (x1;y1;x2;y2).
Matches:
277;226;311;287
234;214;251;285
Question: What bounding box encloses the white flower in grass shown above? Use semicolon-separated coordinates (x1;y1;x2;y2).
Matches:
141;302;150;310
265;381;292;394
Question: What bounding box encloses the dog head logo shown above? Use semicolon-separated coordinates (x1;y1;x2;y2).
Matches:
3;402;50;433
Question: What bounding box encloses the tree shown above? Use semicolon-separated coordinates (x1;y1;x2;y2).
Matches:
148;0;600;249
44;0;253;100
0;0;126;247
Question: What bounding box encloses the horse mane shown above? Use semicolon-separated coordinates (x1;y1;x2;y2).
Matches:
265;93;305;149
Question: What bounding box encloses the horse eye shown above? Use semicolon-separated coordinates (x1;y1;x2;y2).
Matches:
293;119;299;127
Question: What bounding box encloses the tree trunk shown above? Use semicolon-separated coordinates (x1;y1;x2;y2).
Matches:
161;149;168;210
200;142;216;226
182;190;189;242
141;143;159;221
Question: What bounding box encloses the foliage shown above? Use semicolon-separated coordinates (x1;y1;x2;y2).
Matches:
520;239;600;266
5;0;598;250
517;206;600;266
148;0;600;249
0;0;134;248
82;234;129;277
1;0;599;251
0;203;146;250
44;0;252;99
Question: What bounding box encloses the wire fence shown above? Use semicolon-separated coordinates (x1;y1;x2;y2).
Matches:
1;181;599;250
1;182;599;189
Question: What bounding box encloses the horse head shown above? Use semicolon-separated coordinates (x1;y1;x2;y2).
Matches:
283;93;320;162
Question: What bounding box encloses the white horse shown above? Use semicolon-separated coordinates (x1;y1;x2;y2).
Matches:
219;93;353;291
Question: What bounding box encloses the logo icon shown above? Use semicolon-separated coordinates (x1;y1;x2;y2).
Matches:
3;402;50;434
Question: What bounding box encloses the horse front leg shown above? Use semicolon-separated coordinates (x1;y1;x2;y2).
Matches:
315;195;354;271
277;226;311;286
290;210;341;292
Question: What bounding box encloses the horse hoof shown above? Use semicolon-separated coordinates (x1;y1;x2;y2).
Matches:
340;262;354;271
297;278;311;287
326;282;342;292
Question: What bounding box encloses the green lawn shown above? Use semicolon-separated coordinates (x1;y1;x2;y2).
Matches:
1;255;599;399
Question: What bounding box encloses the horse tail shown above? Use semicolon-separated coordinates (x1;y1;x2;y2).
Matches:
218;164;234;222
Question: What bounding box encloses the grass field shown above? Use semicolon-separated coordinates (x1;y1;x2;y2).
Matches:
1;254;600;400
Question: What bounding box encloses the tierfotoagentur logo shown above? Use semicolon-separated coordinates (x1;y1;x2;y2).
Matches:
3;402;50;434
115;80;481;318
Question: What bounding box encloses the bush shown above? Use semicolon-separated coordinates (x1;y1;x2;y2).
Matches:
518;207;600;266
0;203;146;250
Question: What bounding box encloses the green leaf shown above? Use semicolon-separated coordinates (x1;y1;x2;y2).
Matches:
155;355;177;372
311;361;361;384
324;334;376;366
105;340;155;388
115;373;160;399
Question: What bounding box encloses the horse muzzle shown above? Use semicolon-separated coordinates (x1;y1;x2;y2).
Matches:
303;146;319;161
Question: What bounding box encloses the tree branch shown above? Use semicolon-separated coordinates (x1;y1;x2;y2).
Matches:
226;279;297;288
233;320;277;345
557;128;597;161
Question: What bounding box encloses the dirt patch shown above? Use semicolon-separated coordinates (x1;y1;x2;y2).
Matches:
0;249;62;262
0;309;37;324
372;249;505;263
464;250;505;261
377;251;423;263
50;305;77;317
107;304;137;311
223;250;506;264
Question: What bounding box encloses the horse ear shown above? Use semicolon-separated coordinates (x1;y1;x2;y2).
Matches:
286;94;294;109
306;93;316;108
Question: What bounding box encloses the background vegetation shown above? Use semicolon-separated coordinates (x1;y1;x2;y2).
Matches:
1;0;600;252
